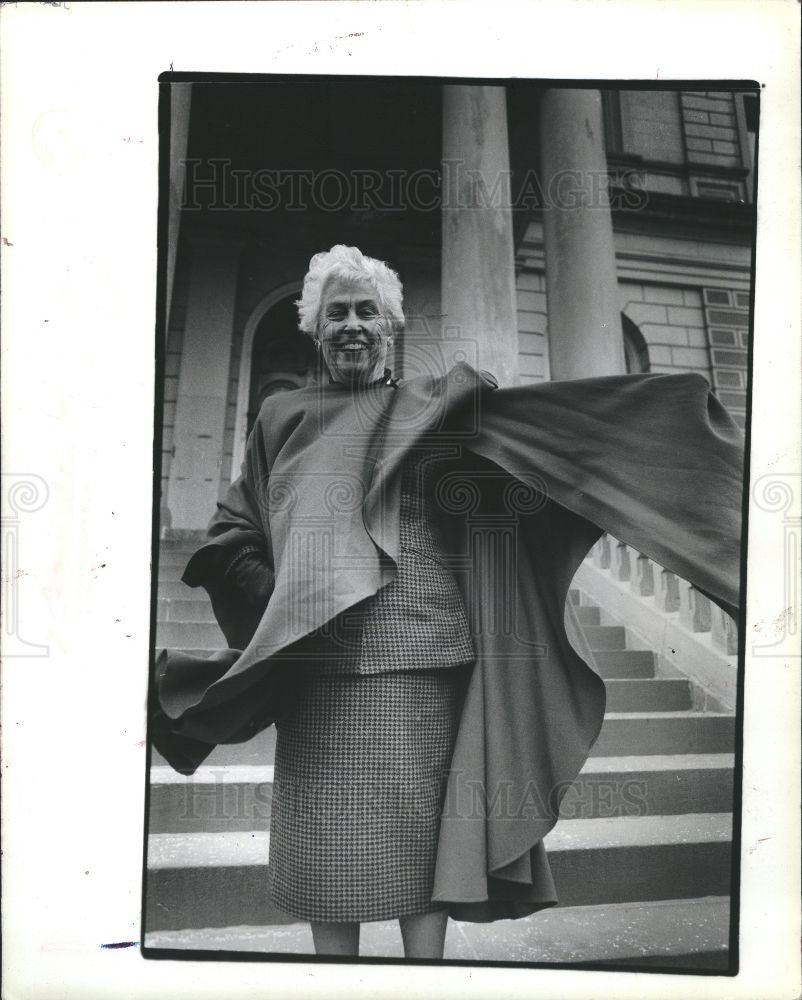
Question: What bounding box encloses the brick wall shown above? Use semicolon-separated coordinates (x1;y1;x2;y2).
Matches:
605;89;751;202
619;282;711;381
702;288;750;429
679;91;750;201
618;281;751;427
680;92;741;169
517;272;721;386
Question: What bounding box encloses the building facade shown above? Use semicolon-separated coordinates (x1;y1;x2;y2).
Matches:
148;81;753;960
161;82;755;531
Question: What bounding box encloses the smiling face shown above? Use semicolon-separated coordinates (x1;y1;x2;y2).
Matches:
316;276;393;386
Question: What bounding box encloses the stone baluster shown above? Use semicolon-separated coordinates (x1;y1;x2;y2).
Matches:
711;604;739;655
592;533;612;570
680;582;714;633
656;568;681;613
585;535;734;653
632;552;656;597
615;541;632;582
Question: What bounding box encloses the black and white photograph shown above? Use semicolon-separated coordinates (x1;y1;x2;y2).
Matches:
1;4;799;999
145;76;752;969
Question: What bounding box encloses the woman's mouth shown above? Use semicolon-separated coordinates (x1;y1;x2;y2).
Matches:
336;342;370;353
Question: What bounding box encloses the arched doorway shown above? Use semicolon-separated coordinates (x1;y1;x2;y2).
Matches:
231;285;319;477
622;314;650;374
246;294;318;436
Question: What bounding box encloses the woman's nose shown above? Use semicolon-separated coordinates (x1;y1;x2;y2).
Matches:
342;308;362;330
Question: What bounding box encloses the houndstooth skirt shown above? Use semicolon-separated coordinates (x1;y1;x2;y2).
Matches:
267;665;472;923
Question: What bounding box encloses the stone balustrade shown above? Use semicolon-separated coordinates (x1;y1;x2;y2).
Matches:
590;533;738;656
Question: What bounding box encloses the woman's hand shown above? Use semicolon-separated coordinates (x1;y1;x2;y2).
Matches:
224;546;274;611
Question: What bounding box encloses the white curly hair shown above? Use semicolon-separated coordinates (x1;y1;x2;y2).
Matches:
296;245;405;337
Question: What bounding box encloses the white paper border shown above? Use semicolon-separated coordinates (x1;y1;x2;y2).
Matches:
1;2;799;998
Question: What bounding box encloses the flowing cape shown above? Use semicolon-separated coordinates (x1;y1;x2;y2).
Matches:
151;363;744;922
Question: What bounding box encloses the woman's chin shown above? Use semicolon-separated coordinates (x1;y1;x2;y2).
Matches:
332;362;381;384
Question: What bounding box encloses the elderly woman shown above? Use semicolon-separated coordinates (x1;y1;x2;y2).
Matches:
153;245;743;961
258;246;473;957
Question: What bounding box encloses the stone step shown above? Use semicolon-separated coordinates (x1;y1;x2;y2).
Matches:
146;814;733;872
580;625;627;650
148;753;735;834
157;599;216;623
573;605;601;627
157;581;201;601
589;650;655;679
158;646;218;660
158;563;193;582
156;621;226;648
144;813;731;931
147;673;692;724
593;712;735;756
150;726;276;770
569;753;734;819
161;529;207;543
149;710;735;768
148;765;275;834
158;550;195;568
142;895;731;969
604;678;691;712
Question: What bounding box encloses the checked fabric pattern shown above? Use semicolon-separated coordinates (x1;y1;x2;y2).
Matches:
313;447;476;675
268;666;471;922
267;448;478;921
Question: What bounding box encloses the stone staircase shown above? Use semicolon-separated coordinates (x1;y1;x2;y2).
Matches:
145;534;736;970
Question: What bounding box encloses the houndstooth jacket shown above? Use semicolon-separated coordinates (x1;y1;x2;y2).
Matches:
310;446;476;674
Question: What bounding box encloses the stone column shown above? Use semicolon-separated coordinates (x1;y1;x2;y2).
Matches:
441;85;519;387
166;83;192;338
539;89;625;379
167;236;240;529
